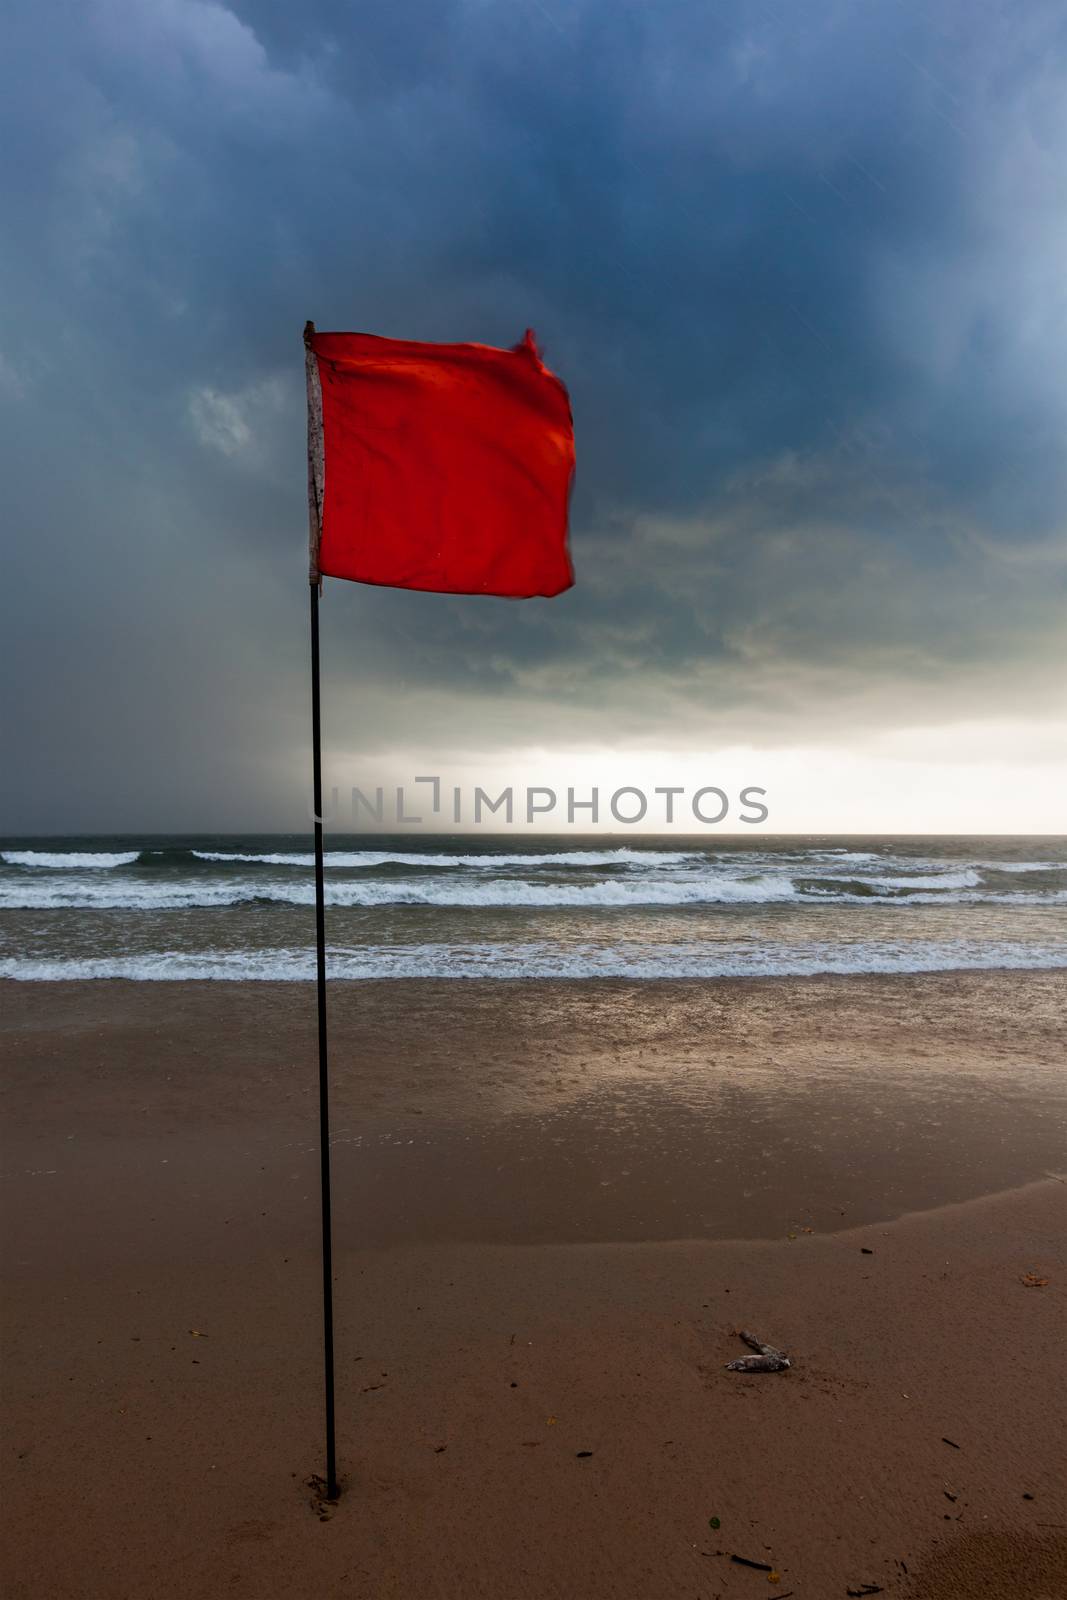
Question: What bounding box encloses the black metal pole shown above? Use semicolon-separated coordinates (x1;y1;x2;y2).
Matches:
309;578;338;1499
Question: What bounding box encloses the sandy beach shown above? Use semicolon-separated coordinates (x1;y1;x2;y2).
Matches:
2;974;1065;1598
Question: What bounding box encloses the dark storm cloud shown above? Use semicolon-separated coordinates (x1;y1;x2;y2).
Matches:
2;0;1065;827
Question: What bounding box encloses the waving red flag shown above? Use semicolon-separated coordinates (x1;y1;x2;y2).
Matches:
305;325;574;598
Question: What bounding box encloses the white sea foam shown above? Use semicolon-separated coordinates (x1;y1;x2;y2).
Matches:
4;870;1067;912
1;850;139;869
321;874;800;908
2;939;1066;982
0;873;799;910
0;878;256;910
808;849;881;861
190;847;703;869
976;860;1063;873
864;871;982;891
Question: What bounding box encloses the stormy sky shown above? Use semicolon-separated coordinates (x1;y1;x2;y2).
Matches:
3;0;1066;832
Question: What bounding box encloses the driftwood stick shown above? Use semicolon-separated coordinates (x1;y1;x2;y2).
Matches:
725;1330;791;1372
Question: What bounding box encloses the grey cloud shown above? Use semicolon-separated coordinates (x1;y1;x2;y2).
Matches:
2;0;1066;828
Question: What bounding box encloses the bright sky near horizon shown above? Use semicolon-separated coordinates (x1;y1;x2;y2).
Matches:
312;731;1067;838
3;0;1066;834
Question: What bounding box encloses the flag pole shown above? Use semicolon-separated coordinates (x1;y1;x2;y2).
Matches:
306;322;338;1500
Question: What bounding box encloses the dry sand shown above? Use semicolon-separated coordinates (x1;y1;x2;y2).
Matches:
2;975;1065;1598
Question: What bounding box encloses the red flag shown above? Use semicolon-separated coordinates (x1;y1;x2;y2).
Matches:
305;326;574;598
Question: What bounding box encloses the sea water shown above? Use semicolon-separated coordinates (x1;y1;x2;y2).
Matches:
1;833;1065;980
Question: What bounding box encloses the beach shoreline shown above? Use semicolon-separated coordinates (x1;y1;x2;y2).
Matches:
3;973;1065;1597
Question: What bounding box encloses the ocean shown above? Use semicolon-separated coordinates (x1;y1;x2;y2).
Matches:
1;833;1066;981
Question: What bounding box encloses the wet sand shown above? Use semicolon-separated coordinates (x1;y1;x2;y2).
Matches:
2;975;1066;1598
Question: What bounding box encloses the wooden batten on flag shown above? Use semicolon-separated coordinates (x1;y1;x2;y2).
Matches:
304;321;326;585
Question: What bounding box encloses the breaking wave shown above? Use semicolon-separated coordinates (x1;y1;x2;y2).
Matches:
0;873;799;910
3;939;1066;982
862;871;982;891
4;838;1064;983
1;850;140;869
2;859;1066;912
190;847;703;869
